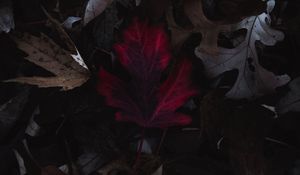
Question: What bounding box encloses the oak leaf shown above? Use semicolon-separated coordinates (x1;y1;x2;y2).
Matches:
196;12;290;99
167;0;230;55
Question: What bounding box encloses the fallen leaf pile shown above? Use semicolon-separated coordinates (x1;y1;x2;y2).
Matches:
0;0;300;175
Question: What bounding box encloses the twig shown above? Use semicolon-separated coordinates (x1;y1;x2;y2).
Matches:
155;128;168;155
132;127;146;171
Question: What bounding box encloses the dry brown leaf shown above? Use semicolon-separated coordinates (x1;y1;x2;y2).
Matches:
97;155;161;175
151;165;163;175
42;7;79;55
137;155;162;175
199;89;273;175
97;159;131;175
5;32;89;90
225;104;273;175
41;165;67;175
167;0;230;55
4;8;90;90
166;9;191;51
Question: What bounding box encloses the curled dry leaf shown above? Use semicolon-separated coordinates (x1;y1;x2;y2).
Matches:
83;0;114;26
5;32;90;90
167;0;230;55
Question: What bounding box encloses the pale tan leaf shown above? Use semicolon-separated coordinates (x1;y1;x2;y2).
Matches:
42;7;78;54
5;75;88;91
4;8;90;90
167;0;231;55
166;8;192;50
12;33;84;76
184;0;231;55
42;8;88;69
5;32;89;90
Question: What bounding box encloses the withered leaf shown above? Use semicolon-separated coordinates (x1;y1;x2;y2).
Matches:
151;165;163;175
137;155;162;175
5;32;90;90
83;0;114;26
196;12;290;99
41;166;67;175
277;77;300;114
167;0;230;55
0;88;29;141
97;159;130;175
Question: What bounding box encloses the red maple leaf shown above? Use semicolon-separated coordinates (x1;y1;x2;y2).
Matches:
98;18;198;128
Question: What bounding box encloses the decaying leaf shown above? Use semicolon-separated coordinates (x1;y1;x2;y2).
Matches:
96;155;161;175
25;106;41;137
167;0;231;55
41;166;67;175
13;150;26;175
77;152;105;175
199;88;274;174
276;77;300;114
92;0;119;51
83;0;114;26
0;0;14;33
151;165;163;175
5;32;90;90
183;0;231;55
4;8;90;90
137;155;162;175
42;7;89;70
196;11;290;99
224;103;273;175
0;89;29;141
97;159;130;175
199;89;230;144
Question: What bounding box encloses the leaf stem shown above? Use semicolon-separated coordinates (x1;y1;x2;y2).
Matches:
155;128;168;155
133;127;146;171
